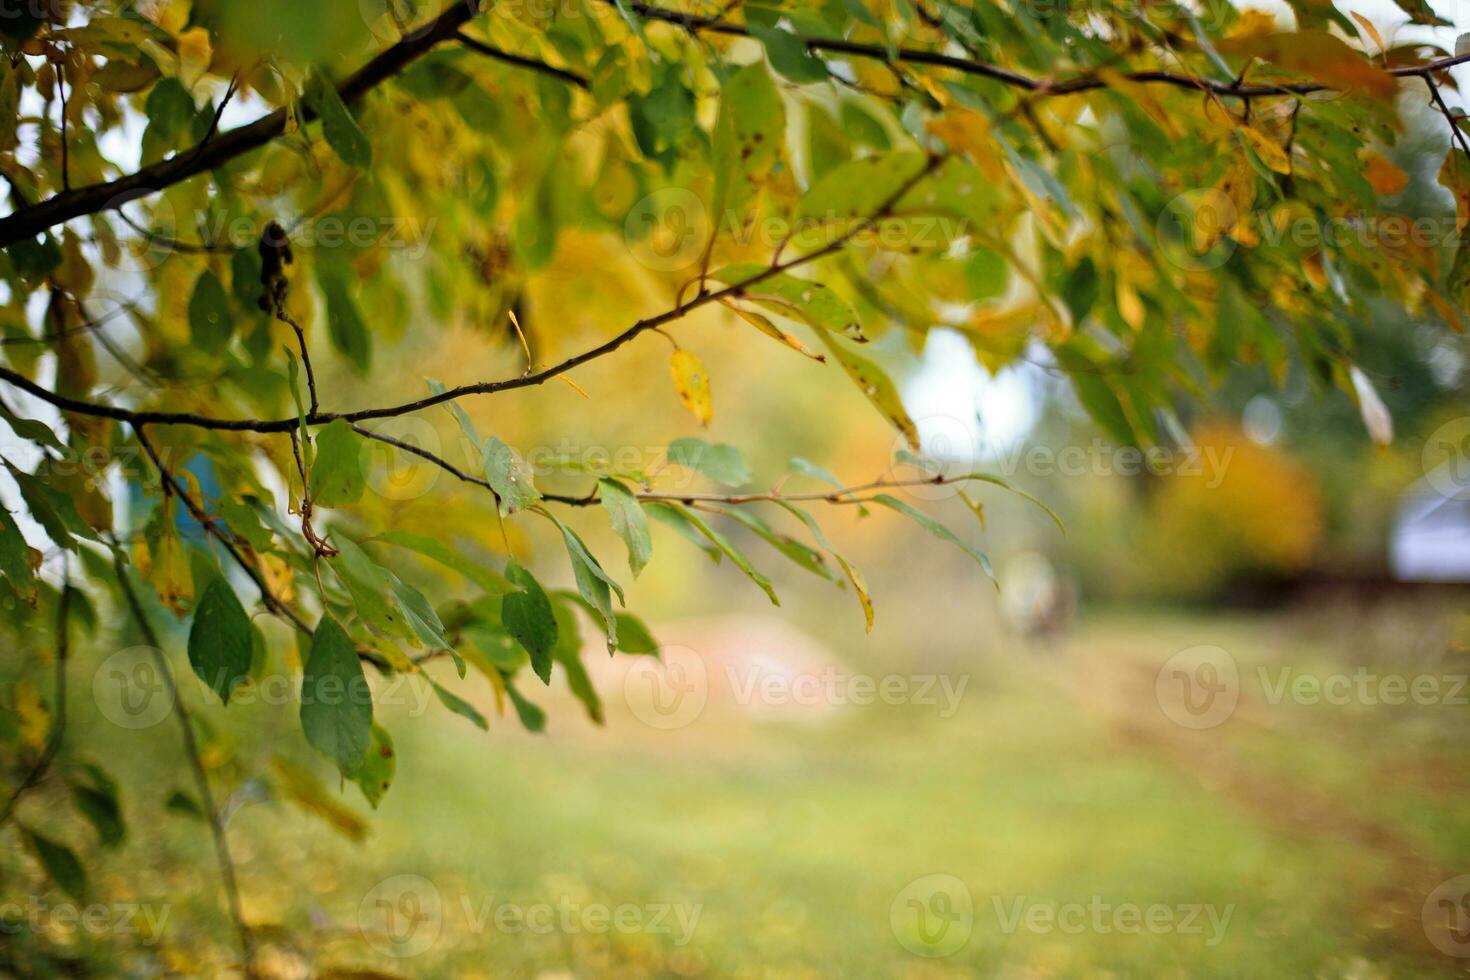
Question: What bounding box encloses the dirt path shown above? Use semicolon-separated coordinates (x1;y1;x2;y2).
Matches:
1030;640;1470;976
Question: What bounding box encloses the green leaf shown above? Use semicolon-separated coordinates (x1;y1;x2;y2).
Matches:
346;723;395;809
300;615;373;773
187;577;253;704
599;478;651;577
749;23;829;83
306;69;372;168
503;674;546;732
70;782;125;849
188;270;233;353
952;473;1065;532
21;827;86;902
539;509;623;651
710;62;785;235
427;378;482;450
614;611;658;654
431;677;488;730
5;461;98;550
774;501;874;632
644;502;779;606
0;401;64;453
374;530;514;594
390;576;456;669
710;265;865;341
144;77;196;139
483;436;541;516
318;263;371;373
821;336;920;450
647;502;723;562
716;505;836;582
310;419;366;507
666;437;751;486
0;508;35;593
793;152;930;237
502;560;557;684
871;494;995;584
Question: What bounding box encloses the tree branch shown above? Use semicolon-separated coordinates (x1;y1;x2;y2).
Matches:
0;0;482;248
455;31;590;88
111;547;258;980
0;155;944;433
609;0;1470;98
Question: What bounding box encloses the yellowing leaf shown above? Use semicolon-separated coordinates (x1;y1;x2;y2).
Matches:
1219;32;1396;100
1117;278;1145;330
670;348;713;426
1238;125;1292;175
1440;147;1470;233
1349;11;1386;54
177;27;212;89
1226;9;1280;39
724;301;826;361
1364;152;1408;196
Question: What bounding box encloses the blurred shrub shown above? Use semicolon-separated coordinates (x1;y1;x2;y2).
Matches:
1142;421;1322;599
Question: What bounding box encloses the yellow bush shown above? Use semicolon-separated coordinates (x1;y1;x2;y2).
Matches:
1144;422;1322;597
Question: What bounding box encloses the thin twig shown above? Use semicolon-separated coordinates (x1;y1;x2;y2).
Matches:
455;31;590;88
56;60;70;192
133;426;312;633
277;308;319;415
111;546;257;980
0;560;71;827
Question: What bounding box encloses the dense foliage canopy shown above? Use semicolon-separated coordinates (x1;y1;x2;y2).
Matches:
0;0;1464;971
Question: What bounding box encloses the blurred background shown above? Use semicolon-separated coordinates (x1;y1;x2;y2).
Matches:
6;268;1470;977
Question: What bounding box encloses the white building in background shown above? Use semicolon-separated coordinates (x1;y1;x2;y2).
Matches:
1390;467;1470;583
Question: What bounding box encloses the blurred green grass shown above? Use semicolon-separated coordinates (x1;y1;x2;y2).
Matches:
205;609;1467;978
13;607;1470;978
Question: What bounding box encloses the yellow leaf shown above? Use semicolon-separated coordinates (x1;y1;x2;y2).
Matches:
1238;125;1292;175
1302;251;1327;289
1226;9;1280;40
1218;32;1397;100
14;679;48;751
1349;11;1386;55
1364;152;1408;195
670;348;713;427
724;301;826;361
1117;278;1145;330
176;26;212;89
925;109;1005;182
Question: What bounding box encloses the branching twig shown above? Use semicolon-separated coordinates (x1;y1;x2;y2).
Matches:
111;546;257;980
0;560;71;827
133;426;312;633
